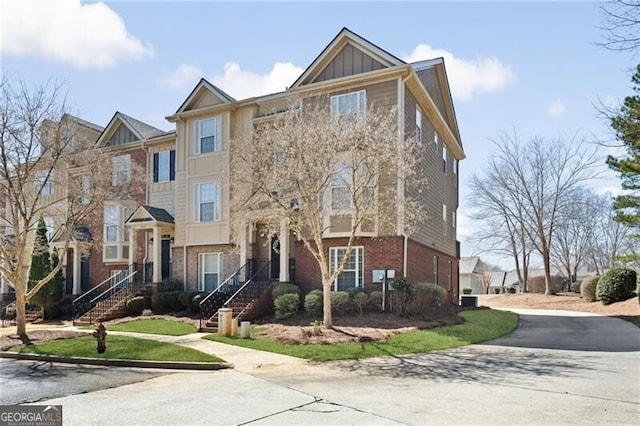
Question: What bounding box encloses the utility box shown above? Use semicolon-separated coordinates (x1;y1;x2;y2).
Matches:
460;296;478;308
218;308;233;337
240;321;251;339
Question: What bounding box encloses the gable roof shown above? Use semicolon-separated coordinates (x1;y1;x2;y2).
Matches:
62;113;104;133
459;257;482;275
96;112;166;146
290;27;405;88
125;205;175;225
175;78;236;114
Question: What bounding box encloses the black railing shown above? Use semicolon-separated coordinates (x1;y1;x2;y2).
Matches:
72;262;152;325
1;300;16;328
199;260;254;330
144;262;154;283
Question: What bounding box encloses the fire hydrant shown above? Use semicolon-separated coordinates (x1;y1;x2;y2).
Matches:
92;323;107;354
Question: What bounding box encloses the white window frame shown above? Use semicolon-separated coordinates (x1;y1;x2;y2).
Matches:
157;150;171;182
442;204;448;236
112;154;131;186
103;202;131;262
198;252;222;292
442;145;447;174
416;106;422;141
330;164;352;211
331;90;366;119
195;117;222;154
80;175;91;205
195;181;222;222
329;246;364;291
447;261;452;291
453;159;458;175
434;132;439;151
35;170;54;196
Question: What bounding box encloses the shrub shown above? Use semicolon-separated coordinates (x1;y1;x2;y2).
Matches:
352;291;368;315
368;291;383;311
580;276;600;302
304;290;323;317
330;291;349;316
151;291;184;313
596;268;636;305
570;281;582;293
462;288;472;295
391;277;414;317
271;283;300;301
493;287;501;294
274;293;299;319
178;292;200;312
141;309;153;316
527;275;564;294
157;278;184;293
125;296;145;316
507;286;516;294
408;283;446;314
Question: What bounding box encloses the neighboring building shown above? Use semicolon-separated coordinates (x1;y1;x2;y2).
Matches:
1;28;465;304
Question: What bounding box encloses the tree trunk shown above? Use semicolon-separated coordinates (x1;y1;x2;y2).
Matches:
322;280;333;329
15;288;27;337
543;251;553;295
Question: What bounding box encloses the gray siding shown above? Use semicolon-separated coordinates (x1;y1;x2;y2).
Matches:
416;68;447;124
404;90;458;257
313;43;385;83
107;124;138;146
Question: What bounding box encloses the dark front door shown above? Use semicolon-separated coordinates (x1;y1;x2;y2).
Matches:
80;257;90;292
161;239;171;280
270;236;280;280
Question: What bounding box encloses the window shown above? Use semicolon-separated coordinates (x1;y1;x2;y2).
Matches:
196;182;221;222
452;210;456;240
442;146;447;174
103;203;131;261
43;216;54;242
199;253;222;292
112;154;131;185
196;117;221;154
443;204;448;236
453;159;458;175
153;150;175;182
331;90;366;120
331;165;352;210
434;132;439;150
448;260;452;290
330;247;363;291
433;255;438;284
416;107;422;141
80;175;91;205
35;171;54;196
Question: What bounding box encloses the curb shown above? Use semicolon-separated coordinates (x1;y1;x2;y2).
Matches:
0;351;232;370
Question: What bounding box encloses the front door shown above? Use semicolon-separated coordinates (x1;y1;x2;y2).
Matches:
80;257;90;292
270;236;280;280
161;239;171;280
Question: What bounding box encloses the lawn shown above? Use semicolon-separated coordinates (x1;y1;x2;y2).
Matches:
107;319;197;336
205;309;518;362
11;335;223;363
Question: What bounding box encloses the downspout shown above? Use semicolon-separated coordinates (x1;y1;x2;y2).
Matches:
141;140;150;269
400;71;411;277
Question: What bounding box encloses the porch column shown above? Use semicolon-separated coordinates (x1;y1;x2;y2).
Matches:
239;221;247;273
279;219;289;282
73;246;81;295
128;226;136;266
152;226;161;283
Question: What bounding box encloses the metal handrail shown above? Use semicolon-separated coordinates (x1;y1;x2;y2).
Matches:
199;260;253;307
223;261;271;307
89;270;137;304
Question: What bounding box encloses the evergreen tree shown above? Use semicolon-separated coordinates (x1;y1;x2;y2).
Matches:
28;218;51;292
607;64;640;227
29;218;63;318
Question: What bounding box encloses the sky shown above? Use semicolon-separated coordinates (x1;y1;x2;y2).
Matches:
1;0;636;270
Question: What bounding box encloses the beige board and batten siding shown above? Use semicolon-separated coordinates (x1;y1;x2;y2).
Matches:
324;79;399;237
404;90;457;257
312;42;386;83
148;139;176;216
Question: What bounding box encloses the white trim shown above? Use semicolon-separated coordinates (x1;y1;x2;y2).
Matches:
198;252;222;292
195;181;222;222
329;246;364;291
195;116;222;154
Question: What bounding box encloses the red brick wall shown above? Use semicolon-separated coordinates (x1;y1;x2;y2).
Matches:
179;245;239;292
406;239;459;303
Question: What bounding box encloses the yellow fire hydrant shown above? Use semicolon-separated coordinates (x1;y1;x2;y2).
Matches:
92;323;107;354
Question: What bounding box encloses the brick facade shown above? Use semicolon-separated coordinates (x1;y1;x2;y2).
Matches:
177;244;239;292
406;239;459;303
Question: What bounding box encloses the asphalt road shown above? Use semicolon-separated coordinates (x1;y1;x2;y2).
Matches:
0;359;167;405
4;309;640;425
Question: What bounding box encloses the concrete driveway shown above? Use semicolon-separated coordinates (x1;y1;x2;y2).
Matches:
32;309;640;425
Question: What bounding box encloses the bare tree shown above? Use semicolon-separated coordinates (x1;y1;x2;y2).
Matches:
599;0;640;55
586;192;630;273
231;98;423;328
0;79;143;337
468;132;600;295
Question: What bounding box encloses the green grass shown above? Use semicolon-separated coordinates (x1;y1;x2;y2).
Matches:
204;309;518;362
106;319;197;336
11;335;223;363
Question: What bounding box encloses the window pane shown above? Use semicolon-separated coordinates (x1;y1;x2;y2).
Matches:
331;188;350;210
158;151;170;182
122;245;129;260
200;202;214;222
200;136;215;153
106;225;118;242
105;246;118;259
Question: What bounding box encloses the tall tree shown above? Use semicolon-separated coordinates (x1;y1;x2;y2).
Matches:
599;0;640;54
231;98;423;328
607;65;640;228
468;132;599;294
0;79;142;337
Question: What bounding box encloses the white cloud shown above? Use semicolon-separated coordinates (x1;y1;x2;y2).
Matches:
211;62;304;99
160;64;203;90
402;44;515;101
1;0;153;69
547;99;566;117
595;185;624;197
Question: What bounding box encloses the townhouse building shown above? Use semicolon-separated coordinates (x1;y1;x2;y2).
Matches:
1;28;464;307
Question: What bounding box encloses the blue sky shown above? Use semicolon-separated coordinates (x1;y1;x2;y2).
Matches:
1;1;635;269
